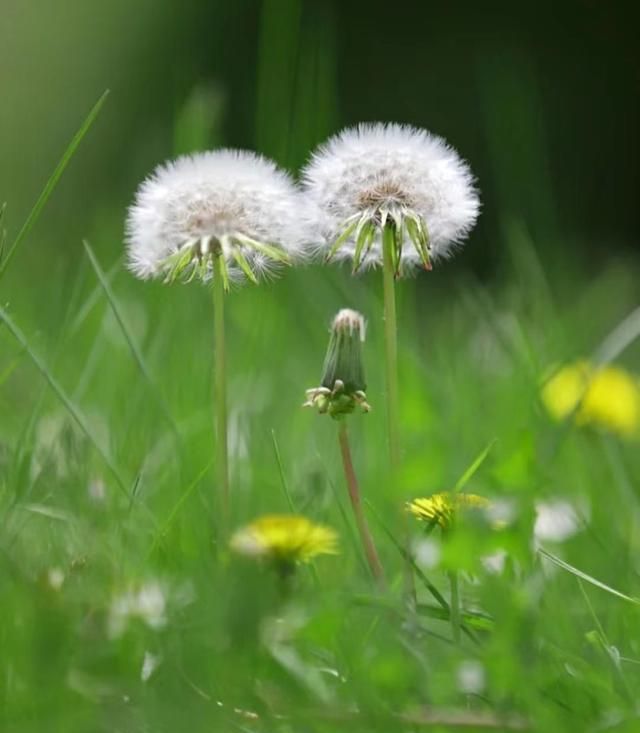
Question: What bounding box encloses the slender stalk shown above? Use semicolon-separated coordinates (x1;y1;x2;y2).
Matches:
212;253;229;526
381;223;400;471
337;421;385;585
448;569;461;643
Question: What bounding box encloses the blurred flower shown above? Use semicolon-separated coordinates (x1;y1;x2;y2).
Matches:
126;150;308;287
457;660;486;695
141;651;161;682
305;308;370;417
302;123;479;275
108;581;167;638
413;537;441;569
47;567;65;591
541;361;640;437
230;515;338;565
534;499;583;544
407;492;489;531
481;550;507;575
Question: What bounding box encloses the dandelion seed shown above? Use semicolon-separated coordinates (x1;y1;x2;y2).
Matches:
542;361;640;438
230;515;338;566
407;492;490;531
126;149;308;286
302;123;479;275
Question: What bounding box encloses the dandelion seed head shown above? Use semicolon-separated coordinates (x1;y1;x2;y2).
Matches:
126;149;309;284
302;123;479;270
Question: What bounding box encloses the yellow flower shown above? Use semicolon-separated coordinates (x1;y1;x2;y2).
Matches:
407;492;489;530
230;515;338;564
542;361;640;437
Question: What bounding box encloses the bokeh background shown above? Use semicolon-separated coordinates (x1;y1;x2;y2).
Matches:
2;2;640;732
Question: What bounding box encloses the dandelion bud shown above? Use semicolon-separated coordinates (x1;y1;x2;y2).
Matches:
304;309;370;418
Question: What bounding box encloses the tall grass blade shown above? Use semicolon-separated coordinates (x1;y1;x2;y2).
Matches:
539;548;640;606
82;240;180;437
453;438;497;492
0;90;109;283
0;304;128;496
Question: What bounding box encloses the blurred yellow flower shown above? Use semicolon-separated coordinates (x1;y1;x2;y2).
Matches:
407;492;489;530
541;361;640;437
230;515;338;564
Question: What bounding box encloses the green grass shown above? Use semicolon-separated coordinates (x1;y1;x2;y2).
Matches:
2;51;640;733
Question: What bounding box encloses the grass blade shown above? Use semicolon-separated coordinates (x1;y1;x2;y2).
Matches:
0;90;109;282
0;304;128;497
453;438;497;492
539;547;640;605
82;240;180;437
271;429;295;512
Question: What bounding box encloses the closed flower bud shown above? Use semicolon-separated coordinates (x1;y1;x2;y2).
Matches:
304;309;370;418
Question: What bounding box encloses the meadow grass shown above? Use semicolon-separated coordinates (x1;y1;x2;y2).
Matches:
2;97;640;733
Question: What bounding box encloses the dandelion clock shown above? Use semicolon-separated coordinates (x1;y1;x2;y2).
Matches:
303;123;480;468
126;150;307;520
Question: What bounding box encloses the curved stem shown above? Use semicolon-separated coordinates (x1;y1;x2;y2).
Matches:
381;223;400;471
212;254;229;528
338;421;385;585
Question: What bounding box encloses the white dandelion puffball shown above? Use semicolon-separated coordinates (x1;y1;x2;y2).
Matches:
302;123;480;273
126;149;308;286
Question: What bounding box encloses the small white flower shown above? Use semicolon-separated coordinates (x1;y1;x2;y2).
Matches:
481;550;507;575
126;150;308;286
413;537;441;569
47;567;65;591
302;123;479;274
108;581;167;638
534;499;584;544
457;660;485;695
141;651;161;682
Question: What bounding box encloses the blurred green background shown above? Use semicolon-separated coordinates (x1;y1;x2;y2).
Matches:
2;2;640;732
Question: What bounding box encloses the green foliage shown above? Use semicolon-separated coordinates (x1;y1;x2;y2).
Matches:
1;3;640;732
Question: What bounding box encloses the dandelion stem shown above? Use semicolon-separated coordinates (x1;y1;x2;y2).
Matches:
448;569;461;643
337;421;385;585
212;253;229;527
381;222;401;471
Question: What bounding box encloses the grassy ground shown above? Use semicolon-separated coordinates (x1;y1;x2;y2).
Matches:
2;102;640;733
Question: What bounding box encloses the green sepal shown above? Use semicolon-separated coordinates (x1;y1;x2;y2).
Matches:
352;219;376;273
325;215;361;262
230;246;258;285
405;215;432;271
236;234;292;266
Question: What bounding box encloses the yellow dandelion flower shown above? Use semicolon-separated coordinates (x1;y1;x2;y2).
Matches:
542;361;640;438
407;492;490;530
230;515;338;564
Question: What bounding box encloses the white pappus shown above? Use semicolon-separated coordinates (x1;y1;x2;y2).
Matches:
126;149;309;287
302;123;480;275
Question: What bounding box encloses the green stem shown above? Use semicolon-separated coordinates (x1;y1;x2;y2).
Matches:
338;421;386;586
381;223;400;471
212;253;229;527
448;569;461;643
